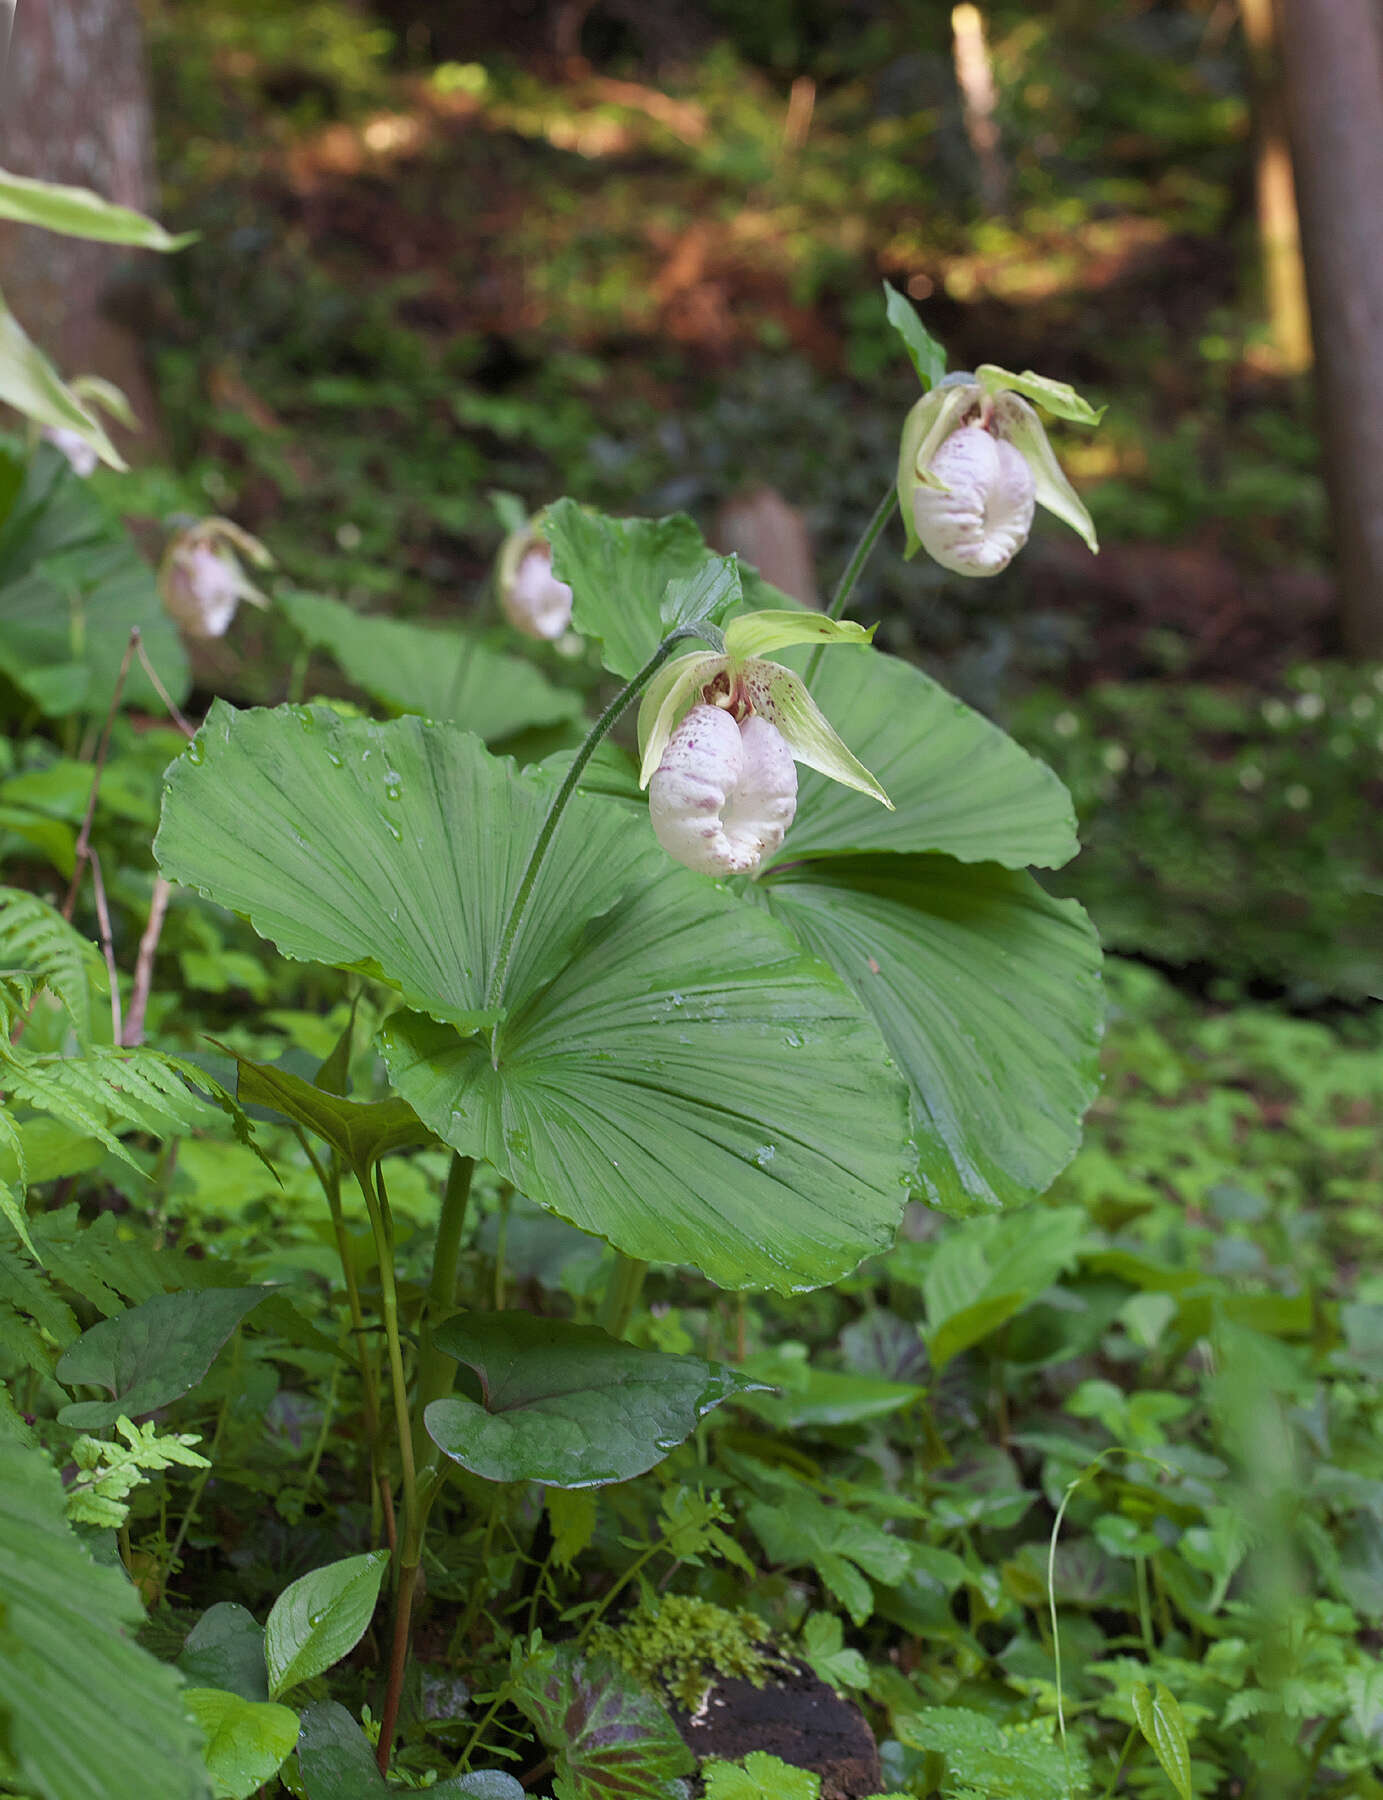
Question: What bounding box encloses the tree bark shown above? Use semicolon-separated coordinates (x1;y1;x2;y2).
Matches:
1275;0;1383;655
1239;0;1312;373
0;0;160;438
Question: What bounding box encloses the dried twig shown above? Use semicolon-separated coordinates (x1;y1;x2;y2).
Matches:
86;848;123;1046
122;875;172;1048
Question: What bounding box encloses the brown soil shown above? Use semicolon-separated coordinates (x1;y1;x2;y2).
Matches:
676;1663;883;1799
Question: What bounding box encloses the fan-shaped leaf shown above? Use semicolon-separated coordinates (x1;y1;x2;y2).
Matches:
763;856;1103;1214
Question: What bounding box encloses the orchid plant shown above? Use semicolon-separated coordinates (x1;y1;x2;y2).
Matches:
147;296;1107;1778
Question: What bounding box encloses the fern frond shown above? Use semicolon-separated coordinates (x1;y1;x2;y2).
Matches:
0;887;104;1043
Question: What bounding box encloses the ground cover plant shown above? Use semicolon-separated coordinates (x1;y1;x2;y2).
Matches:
3;17;1383;1800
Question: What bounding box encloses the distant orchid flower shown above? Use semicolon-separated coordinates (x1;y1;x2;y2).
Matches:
41;425;101;478
897;366;1103;577
160;519;272;639
638;611;891;876
497;526;574;640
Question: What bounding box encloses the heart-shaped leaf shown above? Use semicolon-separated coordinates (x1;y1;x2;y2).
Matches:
510;1646;693;1800
544;501;712;678
762;857;1103;1216
278;588;581;742
178;1604;269;1703
157;705;914;1293
264;1550;389;1699
295;1701;523;1799
424;1312;765;1486
56;1286;269;1429
183;1688;300;1800
769;649;1077;869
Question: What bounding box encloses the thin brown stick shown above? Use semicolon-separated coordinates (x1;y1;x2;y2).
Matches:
134;636;197;739
121;875;172;1047
86;849;123;1046
375;1560;420;1775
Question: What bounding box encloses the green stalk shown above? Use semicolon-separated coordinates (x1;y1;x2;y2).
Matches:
599;1254;648;1339
803;485;899;687
412;1153;475;1477
484;626;715;1023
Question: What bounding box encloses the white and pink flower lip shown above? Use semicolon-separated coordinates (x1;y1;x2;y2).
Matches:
497;526;574;641
159;518;272;639
638;610;891;878
897;366;1103;578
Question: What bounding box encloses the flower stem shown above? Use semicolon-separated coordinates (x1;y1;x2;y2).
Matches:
599;1254;648;1339
484;626;714;1019
804;485;898;687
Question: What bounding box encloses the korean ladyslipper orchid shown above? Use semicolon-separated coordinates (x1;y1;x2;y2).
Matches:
159;518;273;639
638;610;891;877
497;522;574;641
897;365;1104;577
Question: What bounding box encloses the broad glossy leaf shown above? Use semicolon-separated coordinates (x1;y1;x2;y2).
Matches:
183;1688;300;1800
0;1440;210;1800
883;283;948;391
510;1645;693;1800
56;1286;269;1428
178;1603;269;1703
544;500;711;677
769;649;1077;868
0;450;189;712
295;1700;522;1799
277;587;581;742
763;857;1103;1215
264;1550;389;1699
158;704;913;1292
425;1311;764;1486
232;1053;433;1172
382;863;913;1293
0;169;190;249
156;705;635;1029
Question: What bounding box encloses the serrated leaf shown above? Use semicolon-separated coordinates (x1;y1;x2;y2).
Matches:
183;1688;300;1800
277;587;581;742
510;1645;693;1800
0;1439;211;1800
1131;1682;1193;1800
763;859;1103;1216
883;283;947;391
544;501;712;678
704;1751;820;1800
56;1286;270;1429
264;1550;390;1698
0;169;190;249
658;556;739;634
425;1312;764;1486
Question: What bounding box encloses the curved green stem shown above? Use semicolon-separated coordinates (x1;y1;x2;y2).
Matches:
484;626;715;1021
804;485;898;688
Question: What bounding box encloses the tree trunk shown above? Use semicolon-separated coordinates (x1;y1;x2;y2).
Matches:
1275;0;1383;655
1239;0;1311;373
0;0;160;440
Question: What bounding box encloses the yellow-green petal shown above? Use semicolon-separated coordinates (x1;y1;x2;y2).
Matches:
745;660;892;809
636;650;728;787
722;609;876;668
895;384;980;558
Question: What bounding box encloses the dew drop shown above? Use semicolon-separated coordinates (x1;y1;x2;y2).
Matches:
326;749;343;768
185;740;205;765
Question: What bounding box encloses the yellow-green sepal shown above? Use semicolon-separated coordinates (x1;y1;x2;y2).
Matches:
722;610;876;668
995;394;1100;554
636;650;727;787
895;384;979;558
976;365;1106;426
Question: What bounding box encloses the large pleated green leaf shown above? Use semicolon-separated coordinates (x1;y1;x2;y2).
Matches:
769;649;1077;869
543;500;712;678
762;856;1103;1215
277;587;581;743
155;703;914;1292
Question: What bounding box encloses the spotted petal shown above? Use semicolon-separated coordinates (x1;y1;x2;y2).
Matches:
745;660;891;808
